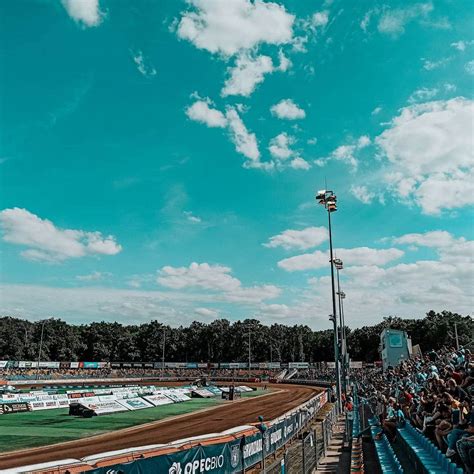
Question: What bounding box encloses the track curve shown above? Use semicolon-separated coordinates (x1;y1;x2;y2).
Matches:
0;383;320;469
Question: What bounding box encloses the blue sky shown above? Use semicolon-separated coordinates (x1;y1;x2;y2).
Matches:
0;0;473;329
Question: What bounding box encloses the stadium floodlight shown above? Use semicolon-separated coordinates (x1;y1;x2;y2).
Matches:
333;258;343;270
315;187;342;412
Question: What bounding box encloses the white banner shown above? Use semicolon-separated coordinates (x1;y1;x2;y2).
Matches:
144;394;174;406
0;361;8;368
29;400;61;411
116;397;154;411
349;361;363;369
84;400;127;415
288;362;309;369
163;392;191;403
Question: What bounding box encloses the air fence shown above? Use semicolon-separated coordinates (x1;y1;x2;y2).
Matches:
9;390;332;474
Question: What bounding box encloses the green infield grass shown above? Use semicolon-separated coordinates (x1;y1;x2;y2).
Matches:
0;389;267;453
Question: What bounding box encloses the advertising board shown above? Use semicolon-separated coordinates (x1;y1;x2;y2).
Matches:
116;397;154;411
143;394;174;406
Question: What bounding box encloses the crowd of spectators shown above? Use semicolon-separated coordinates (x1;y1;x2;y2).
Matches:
358;346;474;473
0;367;282;381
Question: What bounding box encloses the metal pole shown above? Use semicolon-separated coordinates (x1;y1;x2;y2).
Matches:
336;268;345;393
454;322;459;350
36;320;46;380
341;295;348;385
162;327;166;369
248;331;251;377
327;209;341;412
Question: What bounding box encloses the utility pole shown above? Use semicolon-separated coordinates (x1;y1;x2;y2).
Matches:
162;327;166;369
36;320;46;380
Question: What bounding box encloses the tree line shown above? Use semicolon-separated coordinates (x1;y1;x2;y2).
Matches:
0;311;472;363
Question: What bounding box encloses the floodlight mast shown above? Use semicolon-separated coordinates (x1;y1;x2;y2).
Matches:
315;190;342;412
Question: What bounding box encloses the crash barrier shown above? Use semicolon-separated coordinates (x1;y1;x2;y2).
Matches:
397;422;464;474
350;389;364;474
9;389;329;473
368;416;403;473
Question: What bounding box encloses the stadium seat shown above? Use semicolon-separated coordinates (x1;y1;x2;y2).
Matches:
397;422;464;474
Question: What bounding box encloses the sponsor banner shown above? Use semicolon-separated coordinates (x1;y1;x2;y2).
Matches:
197;363;208;368
186;362;198;368
165;392;191;403
111;362;121;368
84;362;99;369
326;362;336;369
143;394;174;407
98;395;118;402
18;361;38;368
116;397;154;411
0;402;30;415
30;400;62;411
84;400;127;415
144;363;154;368
68;391;96;399
90;442;236;474
70;362;80;369
0;361;8;368
191;389;215;398
228;363;243;369
205;386;222;395
132;363;144;368
38;361;60;369
288;362;309;369
349;361;363;369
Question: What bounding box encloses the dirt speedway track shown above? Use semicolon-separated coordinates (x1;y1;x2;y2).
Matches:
0;383;320;470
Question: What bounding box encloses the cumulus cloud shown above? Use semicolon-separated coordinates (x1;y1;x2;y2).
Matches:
270;99;306;120
451;40;474;51
0;208;122;263
61;0;103;27
176;0;295;57
268;132;295;160
221;54;274;97
157;262;280;304
318;135;371;170
278;247;404;272
186;99;228;128
225;106;260;163
422;57;451;70
377;98;474;214
264;226;328;250
290;157;311;170
194;307;219;317
312;11;329;28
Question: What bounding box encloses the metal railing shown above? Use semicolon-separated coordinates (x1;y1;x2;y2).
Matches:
263;404;338;473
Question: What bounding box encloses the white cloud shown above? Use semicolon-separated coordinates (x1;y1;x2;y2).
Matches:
278;247;404;272
186;99;228;128
377;3;433;37
0;208;122;263
132;51;157;77
194;307;219;317
350;185;376;204
451;40;474;52
422;57;451;70
320;135;371;170
157;262;280;304
376;98;474;214
61;0;102;27
225;106;260;163
264;226;328;250
312;11;329;28
307;137;318;145
76;271;111;281
184;211;202;223
270;99;306;120
408;87;438;103
268;132;295;160
290;157;311;170
465;60;474;75
158;262;240;291
277;50;292;72
371;106;382;115
176;0;295;57
221;54;274;97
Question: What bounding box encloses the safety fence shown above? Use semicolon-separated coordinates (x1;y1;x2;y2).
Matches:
9;390;330;474
264;403;338;474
